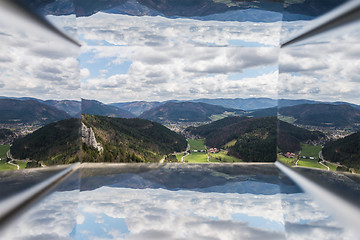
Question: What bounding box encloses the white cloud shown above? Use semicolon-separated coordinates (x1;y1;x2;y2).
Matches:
77;13;282;48
0;14;80;101
278;39;360;104
0;190;78;240
73;186;356;240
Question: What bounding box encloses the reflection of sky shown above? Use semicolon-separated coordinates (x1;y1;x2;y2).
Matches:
0;179;357;240
78;12;281;103
76;186;286;240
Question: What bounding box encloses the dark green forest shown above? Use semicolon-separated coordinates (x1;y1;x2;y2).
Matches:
322;132;360;172
10;118;81;165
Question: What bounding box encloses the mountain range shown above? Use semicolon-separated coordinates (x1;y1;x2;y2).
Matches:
81;99;135;118
0;99;71;125
2;96;359;128
139;102;244;123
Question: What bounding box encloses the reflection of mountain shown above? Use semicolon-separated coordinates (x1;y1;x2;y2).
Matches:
10;118;81;165
82;114;187;162
322;132;360;172
0;99;70;124
279;104;360;128
80;163;300;193
140;102;244;123
29;0;345;20
82;99;135;118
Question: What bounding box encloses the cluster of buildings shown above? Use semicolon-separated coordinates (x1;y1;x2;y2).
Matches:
208;148;219;154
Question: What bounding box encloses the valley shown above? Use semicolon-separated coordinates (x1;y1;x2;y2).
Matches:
0;96;358;174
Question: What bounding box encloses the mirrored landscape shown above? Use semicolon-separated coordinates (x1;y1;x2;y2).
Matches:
1;164;357;239
0;0;359;239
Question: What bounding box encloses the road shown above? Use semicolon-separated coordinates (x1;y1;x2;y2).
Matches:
318;151;330;171
6;150;19;170
179;142;191;162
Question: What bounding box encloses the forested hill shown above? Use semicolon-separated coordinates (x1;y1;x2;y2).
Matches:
187;116;324;162
82;114;187;162
82;99;135;118
10;118;81;165
322;132;360;172
0;99;70;124
278;120;325;152
140;102;243;123
188;116;277;162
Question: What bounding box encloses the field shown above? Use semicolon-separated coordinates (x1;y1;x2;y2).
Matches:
0;144;10;159
0;145;27;171
300;144;322;160
188;139;206;151
324;162;338;171
176;153;183;162
277;154;296;166
224;139;237;148
183;152;208;163
209;112;238;121
297;158;327;170
209;151;242;163
278;115;297;124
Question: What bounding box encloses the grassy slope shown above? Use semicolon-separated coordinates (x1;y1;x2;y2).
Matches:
185;139;208;163
184;152;208;163
0;145;15;170
188;139;206;151
0;145;26;171
209;151;242;163
300;144;321;160
297;159;327;170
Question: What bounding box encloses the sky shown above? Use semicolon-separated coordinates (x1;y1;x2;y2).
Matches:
0;3;359;104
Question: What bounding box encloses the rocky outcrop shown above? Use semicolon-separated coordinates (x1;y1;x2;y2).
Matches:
81;122;103;152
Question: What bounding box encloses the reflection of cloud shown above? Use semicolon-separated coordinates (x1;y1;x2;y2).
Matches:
77;13;281;48
77;187;287;240
75;187;356;240
0;15;79;100
280;193;357;240
0;190;78;240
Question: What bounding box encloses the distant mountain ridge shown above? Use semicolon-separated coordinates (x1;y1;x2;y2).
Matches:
0;99;70;124
82;99;135;118
112;98;360;116
111;101;162;116
139;102;244;123
43;100;81;117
